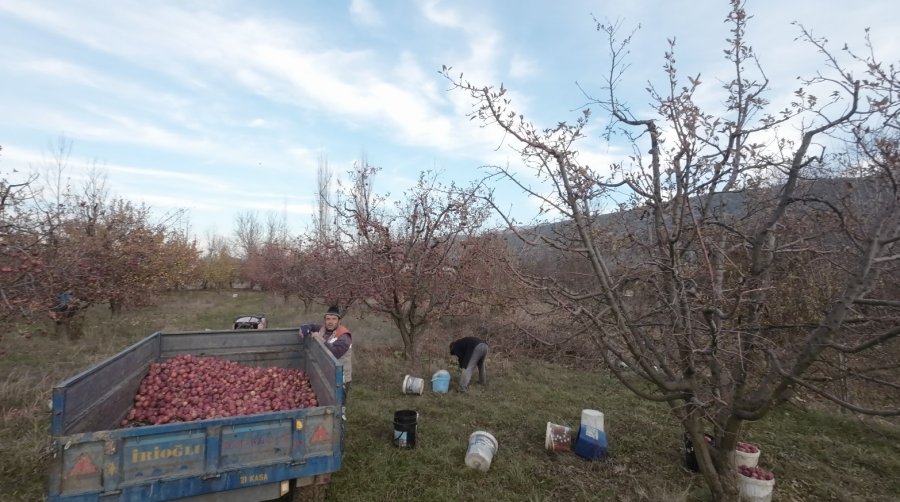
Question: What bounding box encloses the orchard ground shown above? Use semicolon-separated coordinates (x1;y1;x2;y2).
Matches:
1;291;898;501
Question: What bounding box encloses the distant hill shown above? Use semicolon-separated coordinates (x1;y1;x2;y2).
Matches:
502;175;878;258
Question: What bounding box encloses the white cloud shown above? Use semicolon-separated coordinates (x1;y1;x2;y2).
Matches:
121;192;222;212
509;53;537;79
103;162;232;193
4;142;233;192
1;144;46;170
1;141;307;207
0;0;519;164
349;0;383;27
124;190;315;215
13;58;101;88
5;0;893;238
421;0;464;29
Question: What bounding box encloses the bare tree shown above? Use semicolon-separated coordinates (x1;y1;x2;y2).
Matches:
35;136;76;250
0;145;44;330
334;159;491;359
234;211;263;289
233;211;262;258
313;153;333;243
444;1;898;500
350;151;374;234
265;210;289;247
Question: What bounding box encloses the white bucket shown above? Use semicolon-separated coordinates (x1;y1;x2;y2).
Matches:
735;444;760;468
738;474;775;502
581;409;605;432
402;375;424;395
465;431;499;472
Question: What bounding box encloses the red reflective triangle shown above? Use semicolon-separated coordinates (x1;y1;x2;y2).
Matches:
310;424;329;443
69;454;97;477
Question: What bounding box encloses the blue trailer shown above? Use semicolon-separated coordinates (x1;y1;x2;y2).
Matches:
47;328;343;501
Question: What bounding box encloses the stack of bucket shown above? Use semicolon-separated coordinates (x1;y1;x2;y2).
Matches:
735;442;774;502
573;409;608;460
545;409;608;460
683;435;775;501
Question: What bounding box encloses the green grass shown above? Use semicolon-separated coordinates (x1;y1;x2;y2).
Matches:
333;354;694;502
334;352;900;502
1;290;898;501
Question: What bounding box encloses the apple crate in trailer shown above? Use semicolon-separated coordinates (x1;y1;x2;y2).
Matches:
47;328;344;502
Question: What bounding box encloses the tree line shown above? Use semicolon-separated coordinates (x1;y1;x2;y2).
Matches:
0;141;511;351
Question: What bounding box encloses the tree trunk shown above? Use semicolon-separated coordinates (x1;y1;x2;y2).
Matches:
710;466;740;502
838;353;850;415
400;331;416;361
109;298;122;316
395;321;416;361
694;440;741;501
685;416;742;502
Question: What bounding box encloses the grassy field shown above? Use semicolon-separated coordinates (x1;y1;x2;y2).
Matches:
1;291;898;501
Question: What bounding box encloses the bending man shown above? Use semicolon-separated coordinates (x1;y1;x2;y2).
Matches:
450;336;488;392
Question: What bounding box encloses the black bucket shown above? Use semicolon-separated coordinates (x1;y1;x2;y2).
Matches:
683;432;713;472
393;410;418;448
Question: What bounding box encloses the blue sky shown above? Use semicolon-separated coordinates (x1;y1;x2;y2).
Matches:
1;0;897;241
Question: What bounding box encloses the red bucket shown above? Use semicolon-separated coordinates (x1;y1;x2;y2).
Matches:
545;422;574;452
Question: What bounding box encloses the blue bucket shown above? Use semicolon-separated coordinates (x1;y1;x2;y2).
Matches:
431;370;451;393
573;424;608;460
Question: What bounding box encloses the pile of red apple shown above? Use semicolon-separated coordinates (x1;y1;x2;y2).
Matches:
736;442;759;454
120;354;318;427
738;464;775;481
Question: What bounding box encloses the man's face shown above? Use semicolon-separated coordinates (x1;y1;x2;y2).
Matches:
324;314;340;330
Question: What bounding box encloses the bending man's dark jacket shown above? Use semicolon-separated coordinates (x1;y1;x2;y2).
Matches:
450;336;486;368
